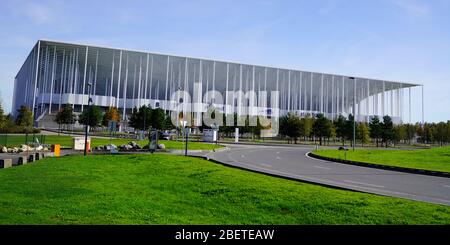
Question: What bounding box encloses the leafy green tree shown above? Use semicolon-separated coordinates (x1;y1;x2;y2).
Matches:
55;104;75;130
381;115;394;147
345;114;355;147
404;123;417;145
300;114;313;141
334;114;346;145
369;116;382;147
357;122;371;147
313;113;332;146
128;105;152;131
279;112;302;144
0;101;6;131
78;105;103;130
150;108;166;130
393;124;406;146
434;122;448;147
15;105;33;132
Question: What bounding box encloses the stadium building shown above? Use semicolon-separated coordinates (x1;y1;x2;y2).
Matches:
13;40;423;130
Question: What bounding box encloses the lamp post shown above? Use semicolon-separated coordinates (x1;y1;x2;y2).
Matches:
84;82;93;156
349;77;356;151
181;120;188;156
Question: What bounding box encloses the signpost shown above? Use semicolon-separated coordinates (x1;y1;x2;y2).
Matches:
108;120;117;154
148;129;158;153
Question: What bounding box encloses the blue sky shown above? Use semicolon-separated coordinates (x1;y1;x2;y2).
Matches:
0;0;449;122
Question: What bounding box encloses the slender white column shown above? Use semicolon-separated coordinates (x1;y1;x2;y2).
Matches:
144;53;149;102
310;73;313;112
137;56;142;108
81;46;89;112
341;77;345;115
225;63;229;112
110;52;115;107
331;75;334;119
58;49;65;110
115;50;123;109
366;80;369;122
93;50;98;96
299;72;303;112
122;54;129;120
421;85;424;125
287;70;291;111
382;81;385;117
409;87;411;123
49;46;56;114
164;56;170;111
40;46;49;115
132;63;137;109
320;74;323;113
149;56;153;101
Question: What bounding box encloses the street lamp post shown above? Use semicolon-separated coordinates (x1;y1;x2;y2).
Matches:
181;120;188;156
84;83;93;156
349;77;356;151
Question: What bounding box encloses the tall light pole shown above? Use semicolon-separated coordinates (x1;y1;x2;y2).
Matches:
84;82;93;156
181;120;188;156
349;77;356;151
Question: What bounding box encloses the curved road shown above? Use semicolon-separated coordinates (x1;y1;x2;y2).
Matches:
205;144;450;206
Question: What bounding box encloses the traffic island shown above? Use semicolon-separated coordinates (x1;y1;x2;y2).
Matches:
307;152;450;178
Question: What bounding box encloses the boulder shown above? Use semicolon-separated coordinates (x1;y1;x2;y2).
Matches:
43;147;49;151
21;144;32;152
35;145;43;151
1;146;7;153
157;144;165;150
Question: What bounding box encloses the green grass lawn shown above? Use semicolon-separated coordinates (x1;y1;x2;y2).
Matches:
0;134;221;150
0;154;449;224
313;146;450;173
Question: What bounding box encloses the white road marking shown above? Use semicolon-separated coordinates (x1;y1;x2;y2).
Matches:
344;180;385;188
260;163;272;168
276;156;282;160
241;155;245;158
276;152;280;154
313;165;331;170
443;185;450;188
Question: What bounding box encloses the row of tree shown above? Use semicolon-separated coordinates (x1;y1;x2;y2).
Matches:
279;113;450;147
0;103;37;133
55;104;173;131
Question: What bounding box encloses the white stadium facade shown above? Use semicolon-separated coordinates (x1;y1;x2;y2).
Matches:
13;40;424;130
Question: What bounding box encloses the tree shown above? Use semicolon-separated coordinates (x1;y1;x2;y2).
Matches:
279;112;302;144
334;114;346;145
369;116;382;147
345;114;355;147
102;107;120;127
434;122;448;147
313;113;332;146
404;123;416;145
55;104;75;131
357;122;370;147
393;124;406;146
15;105;33;132
151;108;166;130
381;115;394;147
128;105;152;131
300;115;313;141
0;101;6;131
78;105;103;130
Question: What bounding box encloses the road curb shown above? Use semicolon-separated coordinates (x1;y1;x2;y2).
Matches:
307;152;450;179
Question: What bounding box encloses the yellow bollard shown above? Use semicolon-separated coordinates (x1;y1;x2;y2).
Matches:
51;144;60;157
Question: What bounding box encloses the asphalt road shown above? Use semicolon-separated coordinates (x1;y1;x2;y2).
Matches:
205;144;450;206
